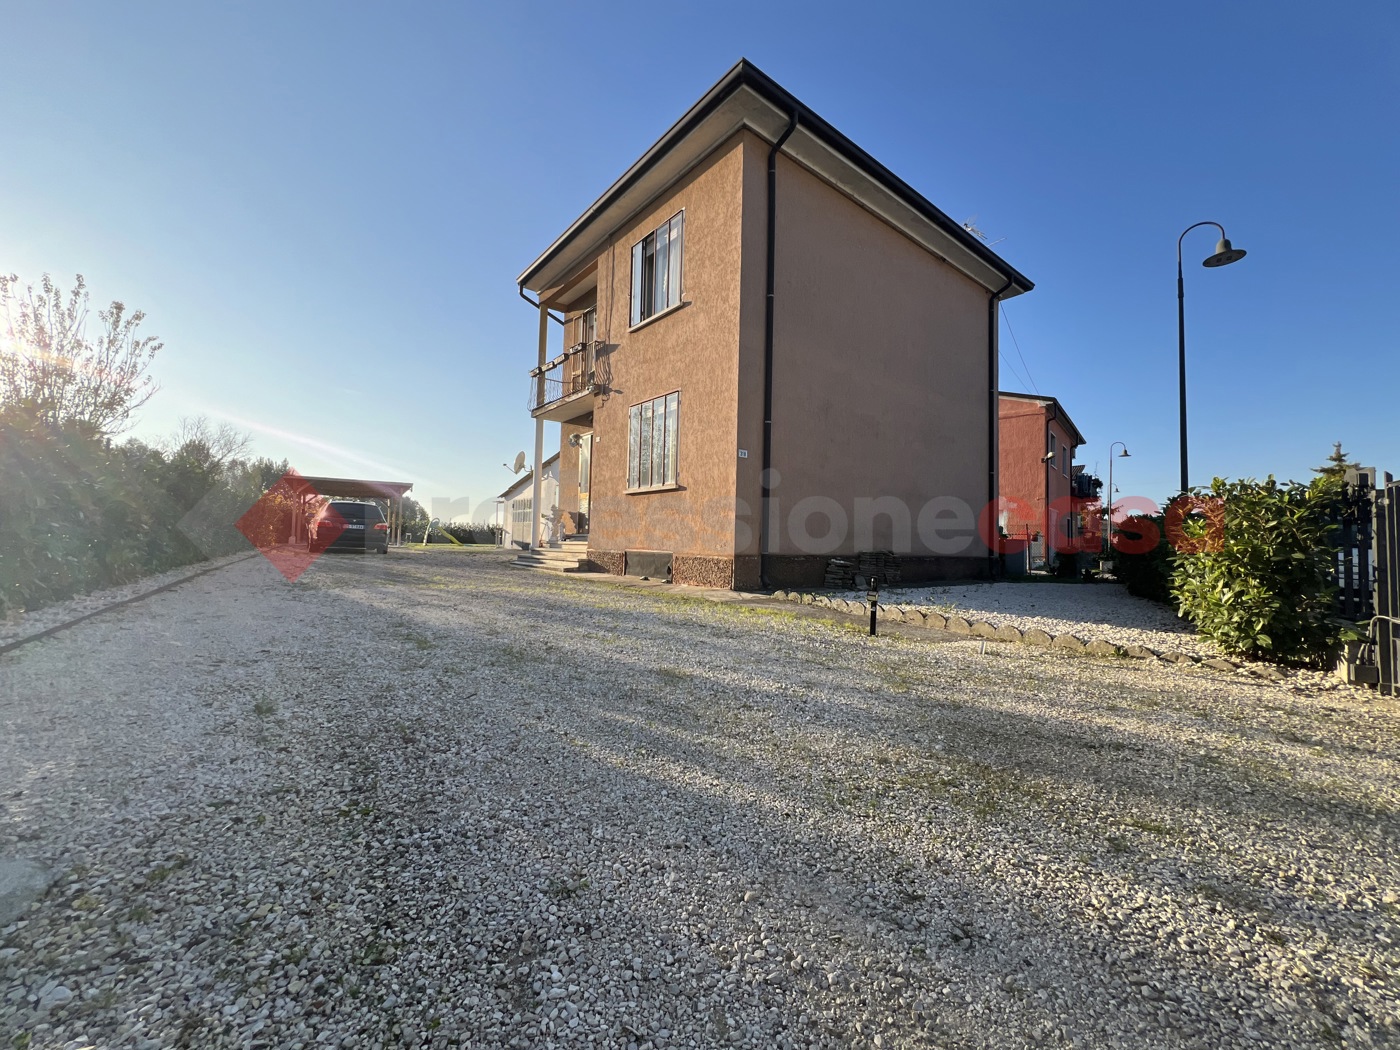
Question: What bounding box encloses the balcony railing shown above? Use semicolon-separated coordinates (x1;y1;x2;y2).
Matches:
529;341;597;414
1071;472;1102;500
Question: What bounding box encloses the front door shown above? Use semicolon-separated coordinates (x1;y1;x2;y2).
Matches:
577;433;591;520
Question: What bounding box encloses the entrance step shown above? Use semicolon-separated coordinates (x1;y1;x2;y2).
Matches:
511;538;590;573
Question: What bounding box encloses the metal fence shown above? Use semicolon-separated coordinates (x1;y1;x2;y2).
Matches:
1332;469;1399;695
1374;479;1400;696
1328;471;1376;621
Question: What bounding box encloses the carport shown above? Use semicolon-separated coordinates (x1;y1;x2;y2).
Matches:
285;475;415;546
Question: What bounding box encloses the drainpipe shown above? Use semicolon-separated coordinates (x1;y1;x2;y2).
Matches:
987;277;1013;582
760;111;799;590
518;288;565;326
1043;402;1061;567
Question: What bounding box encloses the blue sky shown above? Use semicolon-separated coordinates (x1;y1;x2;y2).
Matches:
2;2;1396;518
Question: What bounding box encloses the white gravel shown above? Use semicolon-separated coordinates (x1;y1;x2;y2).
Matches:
2;550;1398;1050
0;552;257;649
866;580;1222;659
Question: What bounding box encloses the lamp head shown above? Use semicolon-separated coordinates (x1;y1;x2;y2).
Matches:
1203;238;1247;267
1043;451;1057;462
1119;448;1131;457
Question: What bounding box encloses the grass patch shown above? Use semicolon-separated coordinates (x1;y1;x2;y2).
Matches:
252;696;277;718
1119;815;1178;838
144;855;191;884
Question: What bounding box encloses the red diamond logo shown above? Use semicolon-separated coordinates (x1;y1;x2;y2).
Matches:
236;470;345;582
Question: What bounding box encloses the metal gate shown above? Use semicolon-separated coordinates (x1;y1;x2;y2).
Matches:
1375;480;1400;696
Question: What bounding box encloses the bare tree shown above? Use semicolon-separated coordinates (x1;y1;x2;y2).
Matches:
0;272;162;435
165;415;253;466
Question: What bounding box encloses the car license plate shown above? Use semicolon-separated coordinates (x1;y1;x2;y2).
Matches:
343;523;365;530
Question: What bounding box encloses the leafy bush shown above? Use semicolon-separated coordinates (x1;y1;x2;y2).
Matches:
0;410;284;617
436;523;499;545
1168;477;1342;666
1112;514;1174;605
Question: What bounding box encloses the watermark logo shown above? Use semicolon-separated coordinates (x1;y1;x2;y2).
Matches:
234;470;342;582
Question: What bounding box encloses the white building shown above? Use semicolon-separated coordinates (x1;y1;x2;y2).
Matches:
498;453;559;549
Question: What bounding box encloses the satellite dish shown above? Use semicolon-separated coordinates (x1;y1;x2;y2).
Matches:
504;451;526;474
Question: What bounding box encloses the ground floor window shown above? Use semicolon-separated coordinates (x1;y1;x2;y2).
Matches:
627;391;679;489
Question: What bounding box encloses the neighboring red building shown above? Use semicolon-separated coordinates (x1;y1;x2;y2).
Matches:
998;392;1097;568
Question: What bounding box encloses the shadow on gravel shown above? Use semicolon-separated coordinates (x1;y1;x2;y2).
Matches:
299;558;1400;1046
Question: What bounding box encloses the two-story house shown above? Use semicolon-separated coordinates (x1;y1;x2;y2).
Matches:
516;60;1033;589
997;391;1097;567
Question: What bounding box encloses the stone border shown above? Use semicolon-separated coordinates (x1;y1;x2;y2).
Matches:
768;589;1288;681
0;552;262;658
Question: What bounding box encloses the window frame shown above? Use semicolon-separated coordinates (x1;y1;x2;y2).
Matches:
629;211;685;328
626;391;681;492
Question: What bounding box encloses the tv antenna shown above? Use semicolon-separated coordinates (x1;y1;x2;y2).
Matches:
961;216;1006;248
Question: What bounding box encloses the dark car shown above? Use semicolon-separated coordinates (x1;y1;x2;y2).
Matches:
309;500;390;554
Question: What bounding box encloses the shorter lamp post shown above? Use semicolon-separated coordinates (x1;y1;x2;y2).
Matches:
867;578;880;637
1105;443;1130;554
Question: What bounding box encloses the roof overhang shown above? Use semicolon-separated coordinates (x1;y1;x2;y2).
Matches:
288;476;413;501
518;59;1033;301
497;453;560;500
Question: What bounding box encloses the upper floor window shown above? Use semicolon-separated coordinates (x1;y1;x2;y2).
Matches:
630;211;684;327
1062;446;1070;476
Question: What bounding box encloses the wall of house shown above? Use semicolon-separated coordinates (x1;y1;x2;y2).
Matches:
549;134;746;585
998;401;1047;544
753;150;997;587
998;398;1080;565
501;470;559;548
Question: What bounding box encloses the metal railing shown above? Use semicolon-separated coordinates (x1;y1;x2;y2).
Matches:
528;341;596;412
1071;473;1102;499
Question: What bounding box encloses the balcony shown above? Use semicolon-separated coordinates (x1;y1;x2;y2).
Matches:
1071;472;1102;500
529;340;598;422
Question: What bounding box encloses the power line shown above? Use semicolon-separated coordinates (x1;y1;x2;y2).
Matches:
1000;303;1038;394
999;351;1032;392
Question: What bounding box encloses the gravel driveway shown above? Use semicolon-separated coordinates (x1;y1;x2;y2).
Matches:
2;550;1398;1050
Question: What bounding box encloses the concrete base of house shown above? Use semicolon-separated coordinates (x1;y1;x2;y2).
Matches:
759;554;993;590
583;551;991;590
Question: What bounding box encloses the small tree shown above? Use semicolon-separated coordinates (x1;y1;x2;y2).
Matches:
0;272;162;436
164;415;252;466
1312;442;1358;480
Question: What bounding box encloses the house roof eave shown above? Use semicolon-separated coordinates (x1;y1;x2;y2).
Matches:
517;59;1033;300
998;390;1087;448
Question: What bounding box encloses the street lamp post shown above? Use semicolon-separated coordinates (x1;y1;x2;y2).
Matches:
1104;443;1130;554
1177;222;1247;493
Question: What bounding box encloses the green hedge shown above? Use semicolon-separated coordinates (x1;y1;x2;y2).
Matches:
1168;477;1343;666
0;413;282;617
1112;514;1174;604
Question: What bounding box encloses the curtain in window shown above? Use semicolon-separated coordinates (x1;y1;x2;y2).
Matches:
629;212;683;326
664;392;679;485
628;405;641;489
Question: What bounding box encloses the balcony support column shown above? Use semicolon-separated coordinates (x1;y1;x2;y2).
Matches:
530;301;549;550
